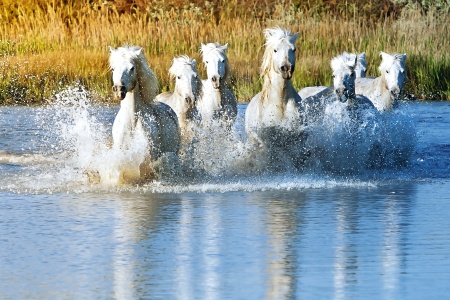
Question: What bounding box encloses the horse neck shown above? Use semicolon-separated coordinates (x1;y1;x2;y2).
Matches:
207;79;226;106
136;60;158;105
377;74;392;102
121;85;143;116
261;70;293;106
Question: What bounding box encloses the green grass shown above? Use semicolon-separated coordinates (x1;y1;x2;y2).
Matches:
0;0;448;105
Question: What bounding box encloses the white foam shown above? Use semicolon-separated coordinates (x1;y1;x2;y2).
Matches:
0;86;418;194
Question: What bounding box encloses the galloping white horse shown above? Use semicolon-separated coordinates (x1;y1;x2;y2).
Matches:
355;52;407;112
302;52;376;124
330;53;375;111
245;27;306;168
109;46;181;175
298;52;367;99
155;55;202;144
303;52;381;173
197;42;237;126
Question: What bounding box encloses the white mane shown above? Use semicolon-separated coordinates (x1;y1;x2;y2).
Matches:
331;52;357;72
379;52;406;74
169;55;196;77
109;45;159;104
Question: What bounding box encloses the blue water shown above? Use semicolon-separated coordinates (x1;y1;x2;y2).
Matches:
1;100;450;299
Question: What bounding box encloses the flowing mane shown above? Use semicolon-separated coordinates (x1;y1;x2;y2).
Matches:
200;42;230;83
109;45;159;104
379;52;406;74
330;52;357;72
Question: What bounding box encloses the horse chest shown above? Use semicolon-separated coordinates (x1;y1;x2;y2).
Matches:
260;99;300;126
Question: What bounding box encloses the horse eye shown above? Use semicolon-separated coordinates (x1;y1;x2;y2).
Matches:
274;49;277;53
177;76;181;80
386;70;390;74
206;61;209;64
332;75;335;78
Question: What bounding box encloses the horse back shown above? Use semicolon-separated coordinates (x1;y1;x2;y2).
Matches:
149;102;181;154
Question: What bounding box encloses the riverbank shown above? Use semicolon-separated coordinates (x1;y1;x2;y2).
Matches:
0;0;448;105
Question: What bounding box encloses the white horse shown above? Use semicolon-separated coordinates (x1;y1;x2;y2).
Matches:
355;52;407;112
155;55;202;144
298;52;367;99
302;52;376;122
244;27;306;169
109;46;181;179
303;52;382;173
197;42;237;126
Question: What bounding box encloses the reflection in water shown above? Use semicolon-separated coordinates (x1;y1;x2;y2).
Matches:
113;200;135;300
381;187;412;297
333;191;359;300
176;196;194;299
0;184;420;299
202;196;222;300
263;193;304;299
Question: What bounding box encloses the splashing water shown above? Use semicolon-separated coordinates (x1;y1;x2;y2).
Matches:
0;86;420;193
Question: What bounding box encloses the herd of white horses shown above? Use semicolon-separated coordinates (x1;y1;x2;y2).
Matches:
108;26;407;181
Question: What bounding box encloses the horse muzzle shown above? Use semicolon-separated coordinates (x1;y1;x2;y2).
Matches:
335;88;349;103
211;75;221;89
390;88;401;100
112;85;127;100
280;65;294;80
185;96;195;107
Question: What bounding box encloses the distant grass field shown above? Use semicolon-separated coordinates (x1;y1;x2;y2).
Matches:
0;0;448;105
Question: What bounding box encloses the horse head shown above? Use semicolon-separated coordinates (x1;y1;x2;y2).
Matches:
109;46;142;100
379;52;407;100
262;27;298;80
170;55;201;109
201;42;229;89
331;52;357;103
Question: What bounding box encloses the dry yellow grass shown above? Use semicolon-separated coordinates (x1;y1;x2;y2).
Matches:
0;0;448;104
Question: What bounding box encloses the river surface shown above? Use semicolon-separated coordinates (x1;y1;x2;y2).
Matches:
1;95;450;299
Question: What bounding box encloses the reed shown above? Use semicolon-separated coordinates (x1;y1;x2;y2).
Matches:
0;0;448;105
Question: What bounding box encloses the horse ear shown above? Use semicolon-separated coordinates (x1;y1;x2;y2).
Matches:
200;43;206;53
290;32;299;44
358;52;366;60
109;46;115;53
380;51;389;61
398;53;407;63
223;43;229;52
134;47;143;56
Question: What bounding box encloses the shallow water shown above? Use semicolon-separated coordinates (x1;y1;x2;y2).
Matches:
1;98;450;299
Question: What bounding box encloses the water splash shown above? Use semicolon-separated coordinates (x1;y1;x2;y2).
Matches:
0;87;421;193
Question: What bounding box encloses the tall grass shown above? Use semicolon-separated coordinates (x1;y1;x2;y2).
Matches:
0;0;448;105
